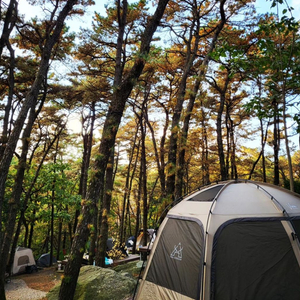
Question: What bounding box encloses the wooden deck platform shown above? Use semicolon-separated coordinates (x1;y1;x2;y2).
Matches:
112;254;140;267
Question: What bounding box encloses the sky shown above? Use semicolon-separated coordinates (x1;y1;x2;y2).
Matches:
18;0;300;35
256;0;300;19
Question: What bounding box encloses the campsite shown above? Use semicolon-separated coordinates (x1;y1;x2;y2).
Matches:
6;180;300;300
5;256;142;300
1;0;300;300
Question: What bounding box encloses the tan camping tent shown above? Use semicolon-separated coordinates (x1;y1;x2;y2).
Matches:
12;247;36;275
136;180;300;300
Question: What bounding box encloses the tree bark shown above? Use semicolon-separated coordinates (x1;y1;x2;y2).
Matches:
175;80;200;198
0;102;37;276
74;102;95;236
140;109;148;247
124;141;140;251
6;121;63;275
96;148;114;267
28;209;36;249
166;44;195;201
132;161;142;253
0;0;17;58
145;100;168;197
168;0;228;199
273;103;280;185
282;86;294;191
57;221;63;261
58;1;169;299
0;7;78;300
119;123;139;243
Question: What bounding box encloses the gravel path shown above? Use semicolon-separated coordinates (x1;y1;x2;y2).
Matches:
5;279;47;300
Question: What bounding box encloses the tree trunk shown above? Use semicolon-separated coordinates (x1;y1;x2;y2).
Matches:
175;80;200;198
74;102;95;239
273;103;280;185
50;180;55;266
200;106;210;185
166;50;194;202
28;209;36;249
96;149;114;267
145;102;168;197
120;124;139;243
23;219;29;248
132;162;142;254
7;210;24;274
0;103;37;276
8;119;64;272
217;91;228;181
248;119;269;181
282;87;294;191
167;0;228;199
0;0;18;58
123;142;140;246
0;40;15;161
140;113;148;247
0;89;46;285
58;1;169;299
0;1;77;298
173;2;202;200
227;112;237;180
57;221;63;261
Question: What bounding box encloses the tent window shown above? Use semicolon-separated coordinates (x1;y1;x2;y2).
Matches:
188;185;224;202
146;218;204;299
211;220;300;300
18;255;29;266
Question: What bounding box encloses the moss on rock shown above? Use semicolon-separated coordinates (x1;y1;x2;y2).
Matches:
112;260;145;278
47;265;136;300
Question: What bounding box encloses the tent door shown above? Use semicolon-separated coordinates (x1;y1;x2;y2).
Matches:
281;220;300;267
211;220;300;300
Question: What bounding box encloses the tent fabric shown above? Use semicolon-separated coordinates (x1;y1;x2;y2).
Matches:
211;220;300;300
145;217;204;299
12;247;36;275
188;184;224;202
137;281;194;300
37;253;57;267
136;180;300;300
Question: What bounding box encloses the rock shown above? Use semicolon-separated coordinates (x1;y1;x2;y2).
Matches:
47;265;136;300
112;260;145;278
119;272;131;278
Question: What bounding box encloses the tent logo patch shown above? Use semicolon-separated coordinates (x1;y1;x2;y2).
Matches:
170;243;183;261
288;203;298;210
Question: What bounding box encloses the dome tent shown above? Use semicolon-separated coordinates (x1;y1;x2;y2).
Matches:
136;180;300;300
12;247;36;275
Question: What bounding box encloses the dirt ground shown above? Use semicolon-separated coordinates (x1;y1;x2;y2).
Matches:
15;266;62;299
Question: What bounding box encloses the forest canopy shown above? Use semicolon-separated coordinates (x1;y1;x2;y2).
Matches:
0;0;300;299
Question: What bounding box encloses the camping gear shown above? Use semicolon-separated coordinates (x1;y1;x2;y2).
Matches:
106;238;128;259
105;257;113;265
107;238;114;251
125;236;135;251
135;229;155;250
136;180;300;300
37;253;57;267
11;247;36;275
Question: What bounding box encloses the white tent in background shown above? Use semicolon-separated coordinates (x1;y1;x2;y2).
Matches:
136;180;300;300
12;247;36;275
